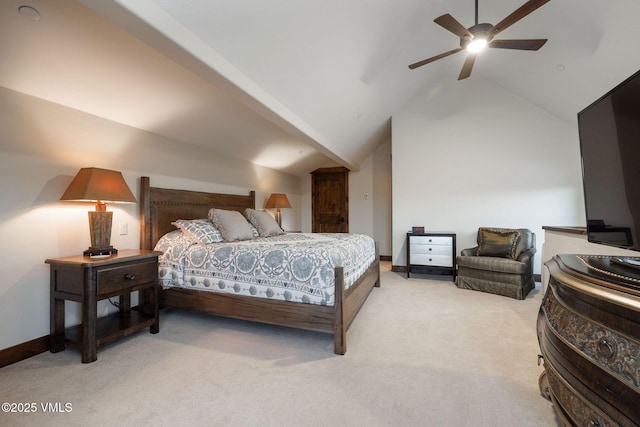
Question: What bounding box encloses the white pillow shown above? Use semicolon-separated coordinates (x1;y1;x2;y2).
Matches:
245;208;284;237
208;209;255;241
171;219;223;245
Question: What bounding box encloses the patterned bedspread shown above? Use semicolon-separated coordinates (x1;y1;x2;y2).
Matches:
155;232;376;306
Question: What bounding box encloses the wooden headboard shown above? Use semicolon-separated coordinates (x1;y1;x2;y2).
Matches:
139;176;256;250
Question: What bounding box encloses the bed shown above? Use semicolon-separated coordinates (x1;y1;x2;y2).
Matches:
139;176;380;354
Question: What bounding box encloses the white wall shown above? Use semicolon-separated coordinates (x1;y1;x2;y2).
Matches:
298;139;393;257
392;77;585;275
350;139;392;257
0;87;303;350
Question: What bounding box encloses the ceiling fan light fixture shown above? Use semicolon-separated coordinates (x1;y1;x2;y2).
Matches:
467;38;487;53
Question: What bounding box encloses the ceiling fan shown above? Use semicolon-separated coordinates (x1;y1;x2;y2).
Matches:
409;0;550;80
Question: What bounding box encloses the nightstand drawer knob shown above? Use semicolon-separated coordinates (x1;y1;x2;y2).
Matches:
124;274;136;281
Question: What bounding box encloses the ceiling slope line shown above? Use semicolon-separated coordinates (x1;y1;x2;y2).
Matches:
79;0;360;172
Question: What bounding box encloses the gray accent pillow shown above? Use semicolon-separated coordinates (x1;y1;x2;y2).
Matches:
208;208;255;241
171;219;223;245
477;228;521;259
245;208;283;237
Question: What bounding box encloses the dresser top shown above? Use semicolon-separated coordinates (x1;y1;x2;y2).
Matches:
551;254;640;296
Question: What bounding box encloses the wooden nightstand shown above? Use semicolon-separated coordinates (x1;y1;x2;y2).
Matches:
46;249;162;363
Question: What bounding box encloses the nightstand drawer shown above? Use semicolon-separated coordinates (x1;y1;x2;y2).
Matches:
410;244;451;255
410;235;452;246
97;261;157;295
411;254;453;267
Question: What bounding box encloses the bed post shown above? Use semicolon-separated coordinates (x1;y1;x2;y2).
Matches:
334;266;346;355
140;176;151;250
249;190;256;210
375;242;380;287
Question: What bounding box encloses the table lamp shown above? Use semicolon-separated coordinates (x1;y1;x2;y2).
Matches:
265;193;291;227
60;167;136;257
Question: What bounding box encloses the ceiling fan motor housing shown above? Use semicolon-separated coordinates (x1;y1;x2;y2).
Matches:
460;23;495;48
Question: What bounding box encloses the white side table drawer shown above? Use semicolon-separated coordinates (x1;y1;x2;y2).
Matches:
410;235;453;246
411;254;453;267
410;244;452;256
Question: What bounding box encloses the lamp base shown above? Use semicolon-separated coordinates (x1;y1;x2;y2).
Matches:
86;210;116;257
84;246;118;257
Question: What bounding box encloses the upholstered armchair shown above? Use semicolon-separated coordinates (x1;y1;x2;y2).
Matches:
456;228;536;300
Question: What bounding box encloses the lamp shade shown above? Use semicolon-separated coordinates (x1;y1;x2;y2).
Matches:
265;193;291;209
60;167;136;204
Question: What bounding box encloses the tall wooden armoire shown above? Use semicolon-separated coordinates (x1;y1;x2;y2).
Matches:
311;167;349;233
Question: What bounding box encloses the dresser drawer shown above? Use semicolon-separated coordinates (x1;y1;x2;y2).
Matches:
410;235;452;246
546;364;617;427
97;260;157;295
411;254;453;267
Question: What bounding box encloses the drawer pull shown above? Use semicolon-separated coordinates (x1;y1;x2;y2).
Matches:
124;274;137;281
597;338;616;359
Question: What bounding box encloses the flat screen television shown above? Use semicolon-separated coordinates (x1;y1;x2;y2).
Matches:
578;69;640;259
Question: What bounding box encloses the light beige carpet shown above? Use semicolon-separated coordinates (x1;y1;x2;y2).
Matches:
0;262;561;426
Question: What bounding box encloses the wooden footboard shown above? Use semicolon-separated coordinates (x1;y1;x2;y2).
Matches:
159;250;379;355
141;176;380;354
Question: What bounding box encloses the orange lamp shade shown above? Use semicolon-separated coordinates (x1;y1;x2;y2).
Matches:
265;193;291;227
265;193;291;210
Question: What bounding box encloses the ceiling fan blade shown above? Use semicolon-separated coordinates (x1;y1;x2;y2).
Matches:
489;38;548;50
492;0;550;36
408;47;464;69
458;53;477;80
434;14;473;39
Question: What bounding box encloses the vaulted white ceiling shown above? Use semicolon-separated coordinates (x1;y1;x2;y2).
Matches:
2;0;640;176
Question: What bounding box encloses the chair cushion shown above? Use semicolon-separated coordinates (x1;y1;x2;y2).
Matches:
477;228;520;259
457;255;528;275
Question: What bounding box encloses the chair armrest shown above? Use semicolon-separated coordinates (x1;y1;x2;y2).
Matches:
516;248;536;263
460;246;479;256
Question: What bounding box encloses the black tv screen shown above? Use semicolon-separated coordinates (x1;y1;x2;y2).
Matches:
578;69;640;252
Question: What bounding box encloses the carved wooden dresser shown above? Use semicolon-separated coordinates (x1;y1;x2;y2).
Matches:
538;254;640;426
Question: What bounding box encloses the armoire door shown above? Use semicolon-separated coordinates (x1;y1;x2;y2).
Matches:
311;167;349;233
